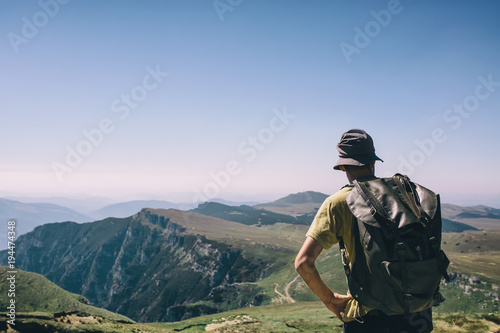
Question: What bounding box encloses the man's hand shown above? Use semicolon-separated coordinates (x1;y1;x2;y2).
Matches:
323;292;353;322
295;237;353;322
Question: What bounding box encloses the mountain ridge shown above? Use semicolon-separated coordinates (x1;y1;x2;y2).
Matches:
1;206;498;327
0;209;298;322
190;202;308;225
0;198;92;249
89;200;194;220
2;192;495;250
264;191;329;205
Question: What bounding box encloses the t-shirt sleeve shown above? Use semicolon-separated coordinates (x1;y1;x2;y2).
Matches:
306;188;351;250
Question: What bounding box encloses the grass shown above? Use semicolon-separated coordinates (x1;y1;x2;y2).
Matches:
254;202;322;216
446;252;500;284
433;313;500;333
148;209;308;252
3;209;499;332
151;302;345;332
152;302;500;333
452;217;500;230
442;229;500;285
203;226;500;315
0;266;133;323
1;312;153;333
5;303;499;333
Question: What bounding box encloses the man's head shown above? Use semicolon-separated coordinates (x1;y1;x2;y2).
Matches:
333;129;383;176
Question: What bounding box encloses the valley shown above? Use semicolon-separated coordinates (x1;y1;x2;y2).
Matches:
0;191;498;332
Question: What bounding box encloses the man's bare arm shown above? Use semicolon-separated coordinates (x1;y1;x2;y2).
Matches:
294;236;352;321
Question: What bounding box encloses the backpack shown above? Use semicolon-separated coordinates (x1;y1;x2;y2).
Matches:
339;173;450;317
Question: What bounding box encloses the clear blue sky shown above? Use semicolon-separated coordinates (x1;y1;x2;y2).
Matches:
1;0;499;207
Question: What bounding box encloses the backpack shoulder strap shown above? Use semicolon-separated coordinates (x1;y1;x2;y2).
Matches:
348;176;439;230
354;181;391;218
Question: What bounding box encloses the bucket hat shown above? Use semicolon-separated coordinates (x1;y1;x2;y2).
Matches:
333;129;383;170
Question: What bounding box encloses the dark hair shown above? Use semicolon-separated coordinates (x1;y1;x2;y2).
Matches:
343;164;373;173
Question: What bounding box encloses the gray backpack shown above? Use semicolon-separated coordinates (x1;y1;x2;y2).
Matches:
339;174;450;317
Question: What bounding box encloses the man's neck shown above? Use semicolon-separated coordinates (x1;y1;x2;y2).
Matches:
346;172;376;184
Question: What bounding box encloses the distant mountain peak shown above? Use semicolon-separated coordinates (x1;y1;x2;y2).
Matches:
268;191;329;205
251;191;329;216
189;201;303;225
206;198;262;206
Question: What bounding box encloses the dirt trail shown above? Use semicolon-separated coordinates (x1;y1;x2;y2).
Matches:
284;274;300;301
273;274;300;303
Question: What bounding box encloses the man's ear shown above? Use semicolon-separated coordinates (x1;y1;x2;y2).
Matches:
339;165;346;172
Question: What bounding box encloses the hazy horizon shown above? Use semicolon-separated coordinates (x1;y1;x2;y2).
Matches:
1;1;499;210
3;188;499;212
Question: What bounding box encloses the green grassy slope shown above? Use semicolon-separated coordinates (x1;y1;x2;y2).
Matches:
451;217;500;230
190;202;303;225
154;209;499;314
441;203;500;230
442;229;500;284
254;202;322;216
183;223;500;315
148;208;309;251
154;302;500;333
2;209;499;332
158;227;500;333
442;218;479;232
0;266;133;322
5;303;499;333
253;191;328;216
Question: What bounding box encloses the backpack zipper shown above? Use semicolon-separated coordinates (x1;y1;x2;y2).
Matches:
415;245;423;261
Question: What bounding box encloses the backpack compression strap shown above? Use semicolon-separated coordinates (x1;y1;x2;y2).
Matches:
393;174;431;225
338;237;351;277
393;175;450;283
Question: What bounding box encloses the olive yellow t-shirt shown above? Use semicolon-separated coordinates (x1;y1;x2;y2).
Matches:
306;185;372;322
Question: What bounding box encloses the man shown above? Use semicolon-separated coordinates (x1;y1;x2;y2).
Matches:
295;129;433;333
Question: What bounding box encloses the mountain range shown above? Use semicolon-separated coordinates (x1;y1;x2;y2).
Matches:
1;208;302;322
4;191;495;247
190;202;309;225
89;200;194;220
2;267;498;333
441;203;500;230
0;198;92;249
0;191;498;329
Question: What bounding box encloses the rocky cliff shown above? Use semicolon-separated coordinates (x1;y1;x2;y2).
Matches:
1;209;276;322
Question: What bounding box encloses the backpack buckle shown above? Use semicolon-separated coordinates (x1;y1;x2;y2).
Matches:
403;293;413;318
